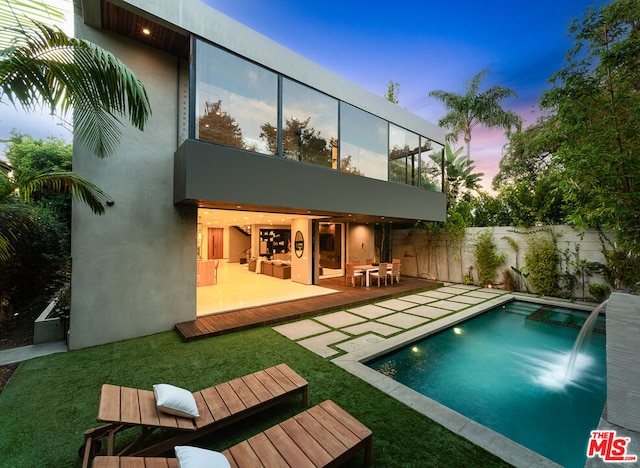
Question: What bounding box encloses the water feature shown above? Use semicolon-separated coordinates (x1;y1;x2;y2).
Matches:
564;299;608;381
366;300;606;468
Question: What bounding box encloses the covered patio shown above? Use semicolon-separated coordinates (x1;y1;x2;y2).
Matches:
177;273;440;341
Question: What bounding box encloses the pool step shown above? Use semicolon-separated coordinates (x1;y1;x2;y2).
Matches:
526;306;606;334
504;302;542;317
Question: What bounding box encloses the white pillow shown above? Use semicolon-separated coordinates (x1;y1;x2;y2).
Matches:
153;384;200;418
175;446;230;468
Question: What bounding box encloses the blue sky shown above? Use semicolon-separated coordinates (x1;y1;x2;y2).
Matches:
1;0;607;188
204;0;607;188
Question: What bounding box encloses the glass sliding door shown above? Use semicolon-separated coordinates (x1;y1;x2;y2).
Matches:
319;223;343;278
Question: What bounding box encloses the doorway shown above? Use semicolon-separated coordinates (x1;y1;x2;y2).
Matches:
208;227;224;259
319;223;343;278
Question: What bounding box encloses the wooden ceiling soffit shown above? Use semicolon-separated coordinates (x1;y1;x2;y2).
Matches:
100;0;190;59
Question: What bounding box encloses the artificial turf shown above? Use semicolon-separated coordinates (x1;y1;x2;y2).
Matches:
0;326;512;467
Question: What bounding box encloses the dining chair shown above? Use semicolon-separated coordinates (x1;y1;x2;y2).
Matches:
365;258;373;265
351;260;360;266
345;263;363;287
388;261;400;284
369;262;388;286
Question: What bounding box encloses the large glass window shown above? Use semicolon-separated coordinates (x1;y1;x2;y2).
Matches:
420;139;444;192
195;40;278;155
281;79;338;168
339;103;388;181
389;124;420;186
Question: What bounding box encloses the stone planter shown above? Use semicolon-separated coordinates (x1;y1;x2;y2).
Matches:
606;291;640;432
34;298;64;344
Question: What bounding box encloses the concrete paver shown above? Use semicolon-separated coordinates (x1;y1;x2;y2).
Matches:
273;320;330;340
438;285;478;294
375;298;417;311
404;305;451;319
399;294;439;304
377;312;429;329
297;331;349;358
348;304;396;320
428;300;469;311
465;291;504;299
418;290;454;300
315;311;366;328
449;294;487;305
341;322;401;337
336;334;386;353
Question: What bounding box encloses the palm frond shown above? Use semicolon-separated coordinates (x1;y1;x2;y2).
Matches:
1;12;151;157
0;0;66;49
0;198;34;261
17;169;111;214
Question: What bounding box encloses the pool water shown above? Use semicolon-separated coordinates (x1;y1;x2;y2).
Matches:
367;300;606;468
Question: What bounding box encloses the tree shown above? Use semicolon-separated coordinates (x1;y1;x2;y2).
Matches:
492;115;559;191
540;0;640;254
430;143;484;207
261;117;334;167
0;161;110;262
281;117;332;166
429;69;522;158
198;100;244;149
0;0;151;158
5;132;73;225
384;80;400;104
0;0;150;260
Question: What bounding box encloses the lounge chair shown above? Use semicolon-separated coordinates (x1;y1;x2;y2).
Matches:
82;364;308;468
92;400;373;467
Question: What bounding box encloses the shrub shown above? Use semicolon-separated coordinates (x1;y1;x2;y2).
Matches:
0;207;69;312
473;230;507;287
501;269;518;291
588;284;611;302
602;249;640;289
525;234;559;296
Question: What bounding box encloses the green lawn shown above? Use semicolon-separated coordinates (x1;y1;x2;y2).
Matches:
0;326;512;467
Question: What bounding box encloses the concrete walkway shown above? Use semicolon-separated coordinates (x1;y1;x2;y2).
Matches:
273;284;503;358
0;341;67;366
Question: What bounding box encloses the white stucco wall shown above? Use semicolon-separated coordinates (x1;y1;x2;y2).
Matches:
347;224;375;264
392;225;615;299
69;16;195;349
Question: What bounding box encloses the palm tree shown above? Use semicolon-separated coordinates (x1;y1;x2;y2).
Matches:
0;164;111;261
0;0;152;158
430;143;484;206
429;69;521;159
0;0;150;257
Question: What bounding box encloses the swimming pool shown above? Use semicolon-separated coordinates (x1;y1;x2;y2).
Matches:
365;299;606;468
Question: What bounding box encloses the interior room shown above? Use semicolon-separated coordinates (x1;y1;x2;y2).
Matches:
195;208;365;316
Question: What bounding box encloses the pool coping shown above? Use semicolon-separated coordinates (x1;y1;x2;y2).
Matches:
331;293;597;468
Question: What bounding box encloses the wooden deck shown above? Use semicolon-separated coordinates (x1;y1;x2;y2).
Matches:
175;276;440;341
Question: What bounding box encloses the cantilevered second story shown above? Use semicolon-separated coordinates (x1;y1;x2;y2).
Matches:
80;0;447;224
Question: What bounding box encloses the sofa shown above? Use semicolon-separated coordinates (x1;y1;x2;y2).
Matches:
252;255;291;279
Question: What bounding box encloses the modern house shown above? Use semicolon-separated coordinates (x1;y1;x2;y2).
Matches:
70;0;447;349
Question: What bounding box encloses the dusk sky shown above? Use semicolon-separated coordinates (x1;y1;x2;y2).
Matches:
205;0;608;190
2;0;609;190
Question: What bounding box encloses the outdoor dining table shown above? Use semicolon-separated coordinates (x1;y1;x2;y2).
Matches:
354;264;393;286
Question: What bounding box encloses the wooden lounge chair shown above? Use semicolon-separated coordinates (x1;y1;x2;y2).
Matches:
82;364;308;468
92;400;373;467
